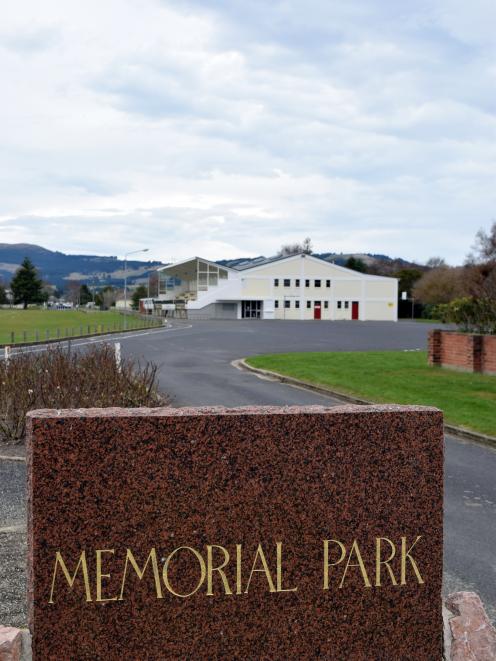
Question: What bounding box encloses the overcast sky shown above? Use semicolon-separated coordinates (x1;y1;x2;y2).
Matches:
1;0;495;264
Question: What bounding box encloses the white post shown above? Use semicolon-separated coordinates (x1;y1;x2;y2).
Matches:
4;346;10;365
114;342;121;372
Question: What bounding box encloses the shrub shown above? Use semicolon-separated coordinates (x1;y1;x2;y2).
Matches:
0;344;166;444
434;297;496;334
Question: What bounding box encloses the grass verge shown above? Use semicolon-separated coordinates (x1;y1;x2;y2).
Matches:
0;309;160;345
246;351;496;437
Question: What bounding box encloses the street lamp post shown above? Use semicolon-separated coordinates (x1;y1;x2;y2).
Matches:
124;248;149;328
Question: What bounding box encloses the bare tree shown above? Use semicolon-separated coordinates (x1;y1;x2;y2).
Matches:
65;280;81;306
413;267;465;305
148;271;159;297
276;237;313;257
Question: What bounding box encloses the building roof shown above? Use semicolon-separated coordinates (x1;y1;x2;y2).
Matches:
237;252;397;281
156;257;236;274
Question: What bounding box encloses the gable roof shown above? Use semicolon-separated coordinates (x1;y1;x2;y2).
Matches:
240;252;397;281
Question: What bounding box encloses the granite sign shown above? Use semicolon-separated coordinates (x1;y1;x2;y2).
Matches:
28;405;443;659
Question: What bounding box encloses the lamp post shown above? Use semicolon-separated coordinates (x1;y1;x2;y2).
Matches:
124;248;149;328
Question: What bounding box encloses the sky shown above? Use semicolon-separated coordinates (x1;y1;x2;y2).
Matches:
0;0;495;265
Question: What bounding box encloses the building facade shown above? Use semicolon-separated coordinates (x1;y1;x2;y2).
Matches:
142;253;398;321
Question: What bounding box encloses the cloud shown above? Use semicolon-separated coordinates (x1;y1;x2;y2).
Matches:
0;0;495;265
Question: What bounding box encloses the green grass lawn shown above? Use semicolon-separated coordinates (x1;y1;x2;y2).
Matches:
0;309;160;344
246;351;496;437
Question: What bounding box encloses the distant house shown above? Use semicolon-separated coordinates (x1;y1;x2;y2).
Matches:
142;253;398;321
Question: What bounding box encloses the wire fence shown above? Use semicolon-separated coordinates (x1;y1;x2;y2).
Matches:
2;316;164;346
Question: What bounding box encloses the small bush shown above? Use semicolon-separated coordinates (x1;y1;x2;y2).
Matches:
0;344;166;444
434;297;496;334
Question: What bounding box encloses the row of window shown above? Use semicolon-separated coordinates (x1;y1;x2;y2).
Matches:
275;300;330;309
274;300;351;309
274;278;331;288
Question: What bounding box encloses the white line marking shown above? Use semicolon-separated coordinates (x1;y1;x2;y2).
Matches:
1;324;193;357
0;455;25;462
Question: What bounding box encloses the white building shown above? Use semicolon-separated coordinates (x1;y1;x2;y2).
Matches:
143;253;398;321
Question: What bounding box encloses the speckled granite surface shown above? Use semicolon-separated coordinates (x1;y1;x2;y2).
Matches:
27;405;443;660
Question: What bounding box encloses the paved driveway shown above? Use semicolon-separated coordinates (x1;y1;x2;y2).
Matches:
1;319;495;626
123;319;430;407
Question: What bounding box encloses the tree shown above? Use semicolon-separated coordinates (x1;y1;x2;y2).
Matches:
413;267;465;304
102;286;117;309
345;257;367;273
394;268;422;297
0;284;8;305
66;280;81;305
10;258;44;309
276;237;313;257
463;221;496;326
148;271;159;297
79;284;93;305
425;256;447;269
131;284;148;310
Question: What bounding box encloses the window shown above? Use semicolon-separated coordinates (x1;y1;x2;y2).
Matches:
315;279;321;288
295;300;300;309
284;278;291;287
305;279;310;287
284;300;290;308
295;279;300;287
326;279;331;288
344;301;349;309
274;279;279;287
275;300;279;308
307;301;311;309
324;301;329;309
337;301;342;309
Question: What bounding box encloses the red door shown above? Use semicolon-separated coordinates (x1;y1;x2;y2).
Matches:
352;301;359;320
314;303;321;320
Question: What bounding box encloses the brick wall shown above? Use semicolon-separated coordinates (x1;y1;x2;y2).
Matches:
482;335;496;375
428;330;496;374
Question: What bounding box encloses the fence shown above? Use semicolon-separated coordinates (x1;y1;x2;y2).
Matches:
2;315;164;346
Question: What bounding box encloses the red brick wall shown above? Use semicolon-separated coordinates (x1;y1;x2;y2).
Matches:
482;335;496;375
428;330;496;374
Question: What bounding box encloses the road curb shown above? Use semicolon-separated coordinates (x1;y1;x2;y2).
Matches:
235;358;496;449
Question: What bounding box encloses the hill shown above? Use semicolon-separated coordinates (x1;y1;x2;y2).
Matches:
0;244;163;289
0;244;425;292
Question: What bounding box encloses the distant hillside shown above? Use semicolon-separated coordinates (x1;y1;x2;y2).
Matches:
0;243;425;291
0;244;164;289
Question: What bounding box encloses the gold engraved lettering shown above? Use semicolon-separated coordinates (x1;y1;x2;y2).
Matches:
207;545;232;596
400;536;424;585
323;539;346;590
162;546;206;598
96;549;118;602
276;542;297;592
49;551;92;603
236;544;242;595
244;544;276;593
375;538;398;587
118;548;163;600
339;540;371;589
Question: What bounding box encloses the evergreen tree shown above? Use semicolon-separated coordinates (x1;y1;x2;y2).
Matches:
0;284;8;305
79;284;93;305
345;256;367;273
131;284;148;310
11;258;44;309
